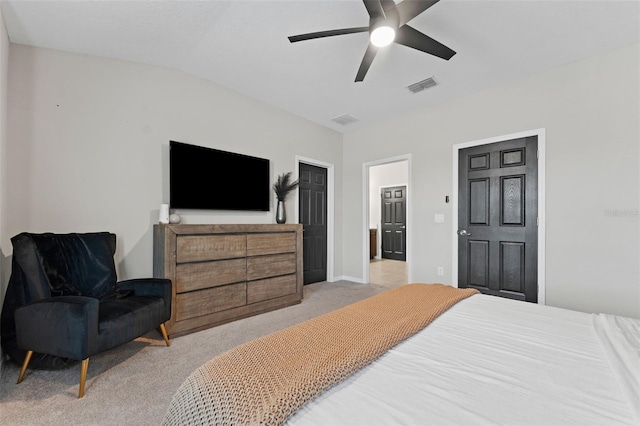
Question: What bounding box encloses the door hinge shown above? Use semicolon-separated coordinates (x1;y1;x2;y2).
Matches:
537;150;539;159
537;216;539;226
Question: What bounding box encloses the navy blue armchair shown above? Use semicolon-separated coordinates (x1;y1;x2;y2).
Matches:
0;232;172;398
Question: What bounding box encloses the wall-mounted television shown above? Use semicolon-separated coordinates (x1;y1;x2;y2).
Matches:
170;141;270;211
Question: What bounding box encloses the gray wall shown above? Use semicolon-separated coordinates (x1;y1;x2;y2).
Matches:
4;45;343;281
343;43;640;318
1;39;637;337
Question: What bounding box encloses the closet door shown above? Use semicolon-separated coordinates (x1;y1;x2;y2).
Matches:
299;163;327;284
458;136;538;302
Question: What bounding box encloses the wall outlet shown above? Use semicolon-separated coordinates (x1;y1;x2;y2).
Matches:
434;214;445;223
437;266;444;276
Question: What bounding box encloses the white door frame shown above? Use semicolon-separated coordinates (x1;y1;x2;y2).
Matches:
294;156;335;282
452;129;546;304
362;154;412;284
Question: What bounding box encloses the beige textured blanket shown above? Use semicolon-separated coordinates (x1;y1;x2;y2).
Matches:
163;283;478;426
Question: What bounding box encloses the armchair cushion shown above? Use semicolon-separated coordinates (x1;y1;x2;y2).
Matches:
98;295;166;351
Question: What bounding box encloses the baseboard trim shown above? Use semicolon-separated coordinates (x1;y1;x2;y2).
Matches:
333;276;366;284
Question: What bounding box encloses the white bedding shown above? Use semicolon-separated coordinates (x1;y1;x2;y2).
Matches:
287;294;639;425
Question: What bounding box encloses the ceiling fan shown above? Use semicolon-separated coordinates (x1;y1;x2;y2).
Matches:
288;0;456;82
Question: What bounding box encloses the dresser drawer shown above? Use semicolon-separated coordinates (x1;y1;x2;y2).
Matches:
177;235;246;263
175;282;246;321
247;274;297;304
247;253;296;281
247;232;296;256
176;258;246;293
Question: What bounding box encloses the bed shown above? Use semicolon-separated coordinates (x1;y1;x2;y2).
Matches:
164;284;639;426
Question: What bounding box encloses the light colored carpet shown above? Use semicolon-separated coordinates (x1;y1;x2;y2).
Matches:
0;280;395;426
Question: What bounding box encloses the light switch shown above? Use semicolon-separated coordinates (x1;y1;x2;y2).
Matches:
434;214;445;223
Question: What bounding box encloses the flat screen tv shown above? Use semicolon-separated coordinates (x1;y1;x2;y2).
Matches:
170;141;270;211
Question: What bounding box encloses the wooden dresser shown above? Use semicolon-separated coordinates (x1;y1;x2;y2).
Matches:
153;224;303;337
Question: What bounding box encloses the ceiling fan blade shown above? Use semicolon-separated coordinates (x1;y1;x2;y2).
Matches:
288;27;369;43
379;0;397;15
355;44;378;82
395;25;456;60
363;0;386;20
396;0;440;27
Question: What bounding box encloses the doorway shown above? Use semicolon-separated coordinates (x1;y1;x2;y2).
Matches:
366;158;410;287
452;129;546;304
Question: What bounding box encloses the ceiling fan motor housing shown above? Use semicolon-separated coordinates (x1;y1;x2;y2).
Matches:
370;16;398;47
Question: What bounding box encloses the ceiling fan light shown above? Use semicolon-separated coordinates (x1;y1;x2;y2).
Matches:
370;26;395;47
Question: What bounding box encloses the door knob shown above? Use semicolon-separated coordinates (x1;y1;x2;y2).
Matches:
457;229;472;236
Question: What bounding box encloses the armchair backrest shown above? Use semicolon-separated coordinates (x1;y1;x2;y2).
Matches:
10;232;118;299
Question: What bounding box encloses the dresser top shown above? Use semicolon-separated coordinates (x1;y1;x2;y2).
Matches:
155;223;302;235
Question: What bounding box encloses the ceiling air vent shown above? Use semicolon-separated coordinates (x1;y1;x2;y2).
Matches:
407;77;438;94
331;114;359;126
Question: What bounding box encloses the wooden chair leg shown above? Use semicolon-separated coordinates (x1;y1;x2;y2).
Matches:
159;323;171;347
17;350;33;384
78;358;89;398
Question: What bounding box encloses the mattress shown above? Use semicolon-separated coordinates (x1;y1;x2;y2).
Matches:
287;294;639;425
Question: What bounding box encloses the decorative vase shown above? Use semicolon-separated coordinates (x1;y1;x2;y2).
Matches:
276;200;286;224
159;204;170;224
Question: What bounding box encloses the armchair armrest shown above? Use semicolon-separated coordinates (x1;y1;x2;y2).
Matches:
14;296;99;360
117;278;171;299
117;278;172;319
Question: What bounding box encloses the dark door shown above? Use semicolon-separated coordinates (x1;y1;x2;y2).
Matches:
458;136;538;302
381;186;406;261
299;163;327;284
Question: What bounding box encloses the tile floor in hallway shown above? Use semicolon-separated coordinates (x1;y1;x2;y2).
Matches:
369;258;408;288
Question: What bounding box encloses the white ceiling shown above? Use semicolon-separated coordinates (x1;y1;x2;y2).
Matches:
1;0;639;133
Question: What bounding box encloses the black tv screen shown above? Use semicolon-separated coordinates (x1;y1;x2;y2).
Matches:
170;141;270;211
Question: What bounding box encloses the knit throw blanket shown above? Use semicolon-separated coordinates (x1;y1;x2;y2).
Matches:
163;283;478;426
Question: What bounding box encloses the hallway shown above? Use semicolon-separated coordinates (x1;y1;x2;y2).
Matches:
369;259;408;289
